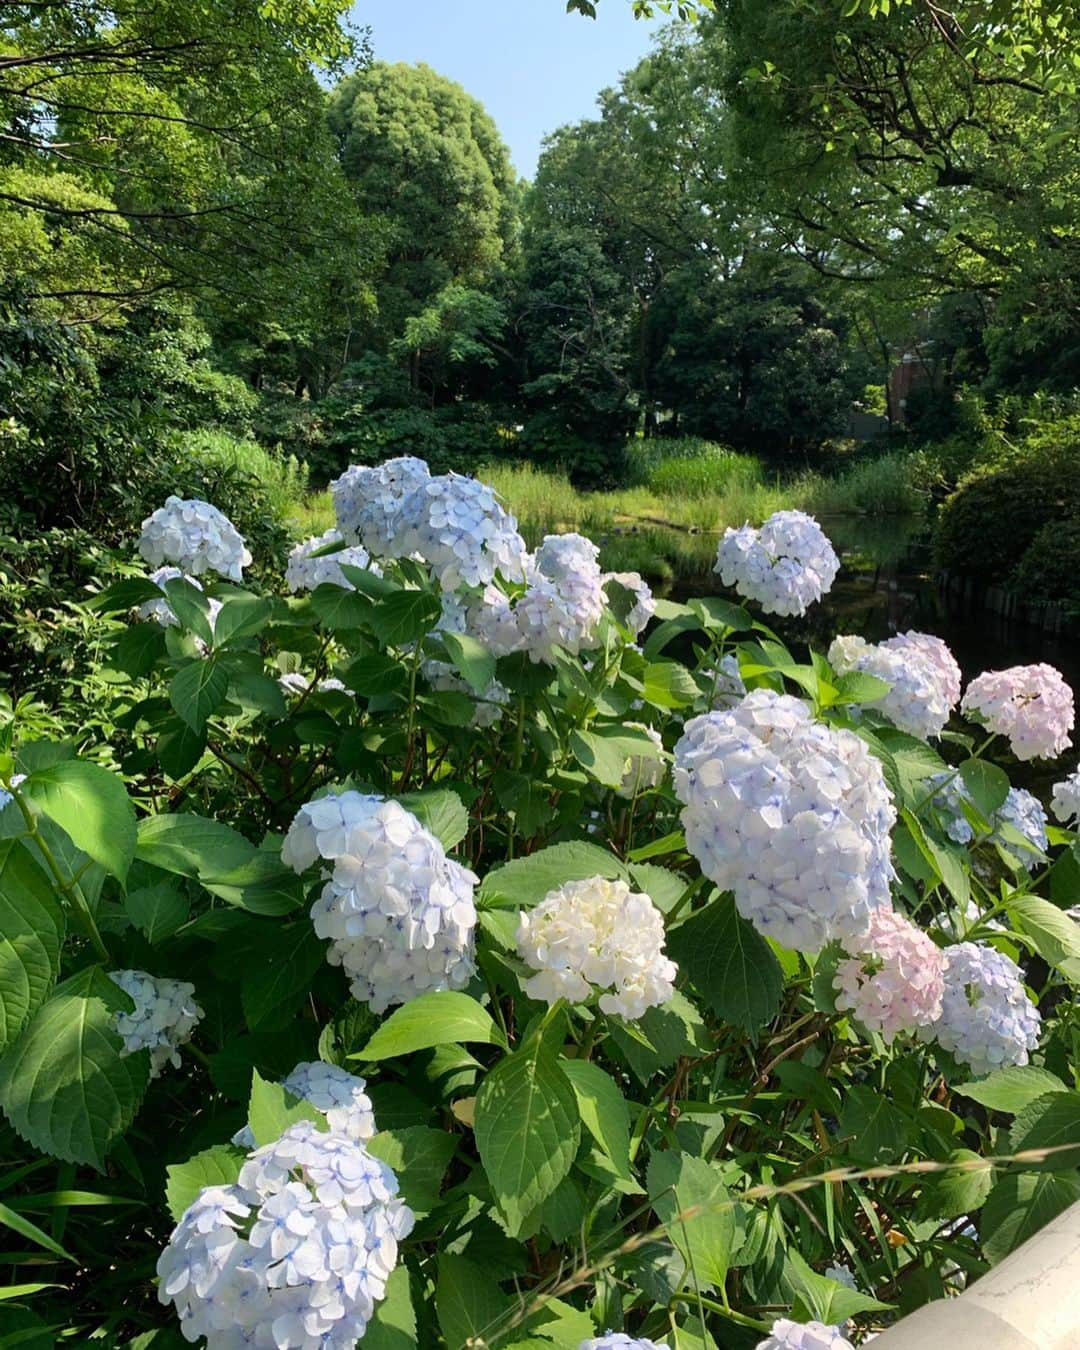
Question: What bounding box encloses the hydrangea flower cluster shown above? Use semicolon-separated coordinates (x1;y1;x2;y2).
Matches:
715;511;839;617
924;942;1041;1077
282;792;478;1014
234;1062;376;1151
834;909;945;1042
331;456;431;556
828;631;960;739
138;497;251;582
581;1336;671;1350
515;533;607;662
108;969;203;1078
516;876;677;1020
285;530;382;594
615;724;666;800
755;1321;854;1350
1051;769;1080;826
674;690;896;952
603;570;656;636
390;472;528;592
960;663;1074;761
157;1120;414;1348
928;775;1048;867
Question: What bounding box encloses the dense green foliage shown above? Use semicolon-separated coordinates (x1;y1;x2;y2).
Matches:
0;498;1078;1345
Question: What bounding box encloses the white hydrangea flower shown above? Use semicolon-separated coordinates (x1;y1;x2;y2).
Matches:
924;941;1041;1077
603;570;656;637
755;1320;854;1350
615;724;666;800
1051;769;1080;827
285;529;382;593
715;511;839;617
233;1062;376;1150
331;456;431;555
828;630;960;739
138;497;251;582
421;660;509;729
157;1120;414;1349
278;673;348;698
581;1336;671;1350
674;690;896;953
109;970;202;1078
391;472;528;592
0;773;26;811
514;533;607;663
282;792;478;1014
464;583;525;658
516;876;677;1021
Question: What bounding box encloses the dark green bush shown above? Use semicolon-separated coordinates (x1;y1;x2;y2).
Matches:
1011;517;1080;610
934;435;1080;582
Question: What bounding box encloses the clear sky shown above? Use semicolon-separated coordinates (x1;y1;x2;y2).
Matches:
347;0;666;179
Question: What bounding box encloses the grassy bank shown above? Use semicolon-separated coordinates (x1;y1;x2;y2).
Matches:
288;444;929;586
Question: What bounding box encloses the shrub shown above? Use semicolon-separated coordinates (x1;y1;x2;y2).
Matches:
1;461;1074;1347
1012;517;1080;610
934;435;1080;582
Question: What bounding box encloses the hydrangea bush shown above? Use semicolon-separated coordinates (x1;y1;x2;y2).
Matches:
0;468;1078;1347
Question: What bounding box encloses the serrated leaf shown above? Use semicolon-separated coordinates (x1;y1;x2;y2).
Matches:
474;1037;580;1232
901;808;970;908
343;653;408;698
667;894;784;1034
0;968;149;1169
165;1145;245;1222
248;1069;324;1147
915;1148;993;1220
642;661;698;709
109;623;167;677
367;1126;457;1214
561;1059;633;1181
0;841;65;1053
839;1084;910;1163
309;584;375;631
124;882;189;944
357;991;504;1061
980;1170;1080;1265
157;719;207;779
785;1248;892;1322
241;924;326;1031
1009;1091;1080;1170
955;1066;1067;1115
958;759;1010;818
397;789;469;850
479;841;628;907
570;727;662;789
364;1266;416;1350
169;659;229;733
23;761;136;883
648;1152;734;1291
211;595;271;648
374;591;442;648
1008;896;1080;970
442;630;496;695
436;1253;509;1350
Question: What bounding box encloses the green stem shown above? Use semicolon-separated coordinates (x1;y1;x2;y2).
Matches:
577;1009;602;1062
5;782;110;964
670;1291;771;1333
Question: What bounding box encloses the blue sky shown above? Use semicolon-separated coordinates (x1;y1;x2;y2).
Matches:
347;0;666;179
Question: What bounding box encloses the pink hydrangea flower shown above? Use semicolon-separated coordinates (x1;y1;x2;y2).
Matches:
834;909;945;1042
960;663;1074;761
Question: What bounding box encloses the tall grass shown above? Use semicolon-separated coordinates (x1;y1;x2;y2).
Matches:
803;453;927;516
178;428;308;522
626;436;764;496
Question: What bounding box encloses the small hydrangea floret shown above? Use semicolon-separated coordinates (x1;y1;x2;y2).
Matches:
1051;769;1080;827
285;529;382;593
